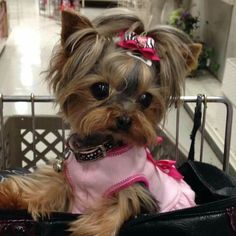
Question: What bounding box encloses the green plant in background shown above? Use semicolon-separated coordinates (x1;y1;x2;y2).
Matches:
169;8;199;37
168;7;220;74
197;44;220;72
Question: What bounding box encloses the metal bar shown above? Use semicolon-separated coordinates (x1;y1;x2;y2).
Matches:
0;94;5;169
222;98;233;173
181;96;229;103
3;95;228;104
61;119;65;153
200;95;207;162
48;0;51;17
2;95;55;103
181;96;233;173
82;0;85;7
0;95;233;173
175;104;180;162
31;94;36;162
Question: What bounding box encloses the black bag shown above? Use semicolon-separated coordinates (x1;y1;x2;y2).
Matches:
0;161;235;236
120;95;236;235
119;161;236;236
0;96;236;235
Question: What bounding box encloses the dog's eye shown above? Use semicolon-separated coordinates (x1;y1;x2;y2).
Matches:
138;92;153;109
90;82;109;100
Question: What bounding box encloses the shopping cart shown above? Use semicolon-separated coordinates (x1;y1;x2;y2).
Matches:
0;94;235;236
0;94;233;172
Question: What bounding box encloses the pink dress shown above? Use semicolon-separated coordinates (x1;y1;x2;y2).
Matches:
64;145;196;214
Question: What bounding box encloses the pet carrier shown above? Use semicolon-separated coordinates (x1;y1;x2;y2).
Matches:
0;94;235;236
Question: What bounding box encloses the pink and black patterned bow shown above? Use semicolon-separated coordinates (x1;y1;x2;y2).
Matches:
117;31;160;61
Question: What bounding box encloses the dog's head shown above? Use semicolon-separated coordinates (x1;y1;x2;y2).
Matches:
47;8;201;147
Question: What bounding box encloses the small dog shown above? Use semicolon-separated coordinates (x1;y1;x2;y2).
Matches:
0;8;202;236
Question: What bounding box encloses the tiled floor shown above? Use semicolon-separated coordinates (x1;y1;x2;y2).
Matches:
0;0;105;115
0;0;105;97
1;0;58;96
0;0;235;173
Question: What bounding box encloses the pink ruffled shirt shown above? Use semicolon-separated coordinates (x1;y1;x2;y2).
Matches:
64;145;196;214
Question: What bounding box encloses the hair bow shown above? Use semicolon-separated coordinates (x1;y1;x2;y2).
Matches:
117;31;160;61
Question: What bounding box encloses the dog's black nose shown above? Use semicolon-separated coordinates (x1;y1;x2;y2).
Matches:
116;116;132;131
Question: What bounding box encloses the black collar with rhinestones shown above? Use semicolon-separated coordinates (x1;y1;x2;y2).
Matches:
66;135;115;162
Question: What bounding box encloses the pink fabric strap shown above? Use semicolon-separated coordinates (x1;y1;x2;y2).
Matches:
146;149;183;180
156;160;183;180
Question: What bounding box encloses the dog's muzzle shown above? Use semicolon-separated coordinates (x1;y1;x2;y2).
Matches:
116;115;132;131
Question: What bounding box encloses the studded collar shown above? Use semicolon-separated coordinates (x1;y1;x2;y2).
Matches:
66;134;116;162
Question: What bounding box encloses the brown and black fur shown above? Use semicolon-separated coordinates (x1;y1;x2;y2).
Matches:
0;8;202;236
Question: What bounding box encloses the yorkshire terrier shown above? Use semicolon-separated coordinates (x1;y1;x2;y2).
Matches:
0;8;202;236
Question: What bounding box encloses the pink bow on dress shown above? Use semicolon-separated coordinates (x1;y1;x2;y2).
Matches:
146;148;183;180
155;160;183;180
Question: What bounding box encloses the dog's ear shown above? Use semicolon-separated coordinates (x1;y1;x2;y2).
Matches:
185;43;202;71
61;10;93;45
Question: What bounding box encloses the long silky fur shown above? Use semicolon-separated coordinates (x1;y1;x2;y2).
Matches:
46;9;200;140
69;184;158;236
0;166;73;219
0;8;202;236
